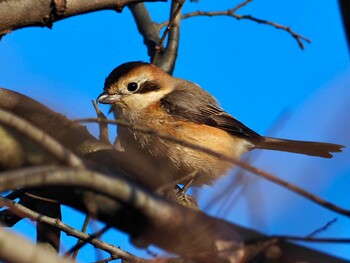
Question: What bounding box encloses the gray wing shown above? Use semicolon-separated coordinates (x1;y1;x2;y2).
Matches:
160;83;263;141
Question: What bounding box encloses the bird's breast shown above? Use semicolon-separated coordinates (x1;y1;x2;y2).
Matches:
115;103;252;186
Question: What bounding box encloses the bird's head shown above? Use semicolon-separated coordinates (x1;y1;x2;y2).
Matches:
97;62;174;114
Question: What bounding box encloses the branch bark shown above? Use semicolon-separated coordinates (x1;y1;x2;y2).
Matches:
128;3;161;60
0;0;166;38
152;0;183;73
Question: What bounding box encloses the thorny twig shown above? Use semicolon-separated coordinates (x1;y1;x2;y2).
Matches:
158;0;310;49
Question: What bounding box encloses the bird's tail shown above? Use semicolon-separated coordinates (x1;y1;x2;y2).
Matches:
255;137;344;158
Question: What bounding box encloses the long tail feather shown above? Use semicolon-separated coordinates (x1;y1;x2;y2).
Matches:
255;137;344;158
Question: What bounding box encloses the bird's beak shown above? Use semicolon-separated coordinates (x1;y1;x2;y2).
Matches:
96;92;121;104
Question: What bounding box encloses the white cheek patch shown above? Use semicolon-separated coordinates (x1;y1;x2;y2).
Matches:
124;89;168;111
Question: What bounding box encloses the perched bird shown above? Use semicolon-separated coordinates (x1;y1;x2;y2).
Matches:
97;61;344;188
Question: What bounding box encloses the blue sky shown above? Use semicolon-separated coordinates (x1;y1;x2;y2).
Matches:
0;0;349;261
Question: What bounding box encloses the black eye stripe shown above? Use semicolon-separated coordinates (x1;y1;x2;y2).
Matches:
136;81;161;94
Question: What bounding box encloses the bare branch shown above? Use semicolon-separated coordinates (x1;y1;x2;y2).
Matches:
158;0;310;49
64;225;110;257
71;215;91;259
0;0;166;38
77;118;350;218
0;196;147;263
152;0;184;73
128;3;161;60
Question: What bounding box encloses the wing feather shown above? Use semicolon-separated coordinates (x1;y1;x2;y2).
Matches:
160;83;262;140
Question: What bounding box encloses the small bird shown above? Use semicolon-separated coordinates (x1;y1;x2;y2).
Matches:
97;61;344;188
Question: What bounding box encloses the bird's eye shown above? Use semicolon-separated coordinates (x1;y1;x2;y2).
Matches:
127;82;138;92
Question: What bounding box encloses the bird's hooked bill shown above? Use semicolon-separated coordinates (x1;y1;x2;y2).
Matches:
96;92;121;104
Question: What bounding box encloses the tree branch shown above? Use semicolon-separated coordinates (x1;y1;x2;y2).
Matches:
0;0;166;39
152;0;184;74
128;2;161;60
158;0;310;49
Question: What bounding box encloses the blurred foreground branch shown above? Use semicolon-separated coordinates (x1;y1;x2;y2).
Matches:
0;228;73;263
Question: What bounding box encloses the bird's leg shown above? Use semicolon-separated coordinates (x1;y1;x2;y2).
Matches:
162;170;199;209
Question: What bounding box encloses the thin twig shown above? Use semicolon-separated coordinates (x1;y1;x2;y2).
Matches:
0;196;146;263
273;235;350;243
92;100;110;144
64;225;110;257
307;218;338;237
24;192;60;204
230;0;252;13
152;0;185;65
156;170;198;193
75;118;350;218
71;215;91;260
158;0;310;49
